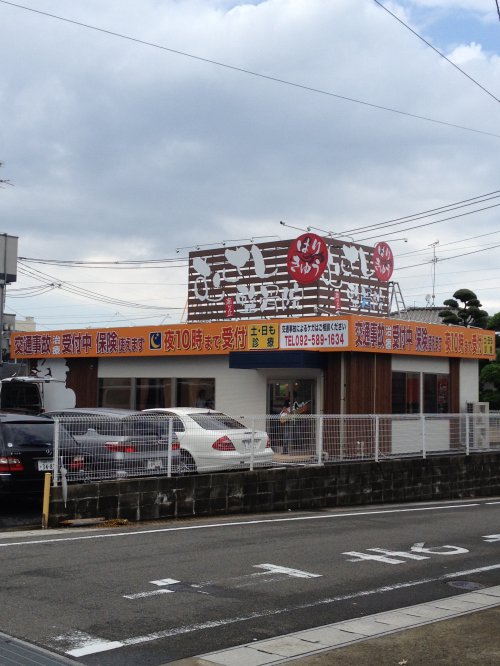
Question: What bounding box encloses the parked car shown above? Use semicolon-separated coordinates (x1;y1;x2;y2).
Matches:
42;408;181;480
0;412;87;497
143;408;273;473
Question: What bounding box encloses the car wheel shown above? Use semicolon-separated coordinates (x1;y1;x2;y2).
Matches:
178;451;197;475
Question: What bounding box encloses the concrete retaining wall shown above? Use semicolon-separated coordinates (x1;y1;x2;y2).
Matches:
48;452;500;527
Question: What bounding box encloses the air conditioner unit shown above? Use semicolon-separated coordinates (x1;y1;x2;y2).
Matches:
466;402;489;449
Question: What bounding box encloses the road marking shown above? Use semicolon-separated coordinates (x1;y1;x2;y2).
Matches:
53;632;124;658
254;564;322;578
124;590;173;600
151;578;180;586
343;551;407;565
486;502;500;505
52;562;500;657
411;543;469;556
483;534;500;542
125;567;319;600
0;503;481;548
344;543;470;565
124;578;180;599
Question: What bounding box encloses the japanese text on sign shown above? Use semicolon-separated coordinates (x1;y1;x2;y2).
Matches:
280;320;348;349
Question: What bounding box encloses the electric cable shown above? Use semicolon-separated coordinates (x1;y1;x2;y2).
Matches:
373;0;500;105
0;0;499;139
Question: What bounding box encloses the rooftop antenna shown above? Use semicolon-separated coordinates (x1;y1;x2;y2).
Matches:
430;241;439;306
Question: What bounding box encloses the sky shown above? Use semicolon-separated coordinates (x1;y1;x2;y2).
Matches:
1;0;500;331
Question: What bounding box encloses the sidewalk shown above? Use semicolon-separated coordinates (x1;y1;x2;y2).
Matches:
171;586;500;666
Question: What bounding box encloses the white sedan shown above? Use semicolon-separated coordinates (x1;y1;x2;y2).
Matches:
143;408;273;473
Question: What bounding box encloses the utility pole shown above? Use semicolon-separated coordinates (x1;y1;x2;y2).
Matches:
430;241;439;307
0;235;18;368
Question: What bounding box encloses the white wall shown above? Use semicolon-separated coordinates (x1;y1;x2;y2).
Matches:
98;357;323;416
392;355;449;373
98;356;267;415
459;359;479;410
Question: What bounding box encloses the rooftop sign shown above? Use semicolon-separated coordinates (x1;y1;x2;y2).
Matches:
187;234;394;321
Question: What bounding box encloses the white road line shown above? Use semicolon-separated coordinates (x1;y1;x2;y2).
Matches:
254;564;322;578
54;562;500;657
124;589;174;600
0;503;481;548
199;585;500;665
124;578;181;598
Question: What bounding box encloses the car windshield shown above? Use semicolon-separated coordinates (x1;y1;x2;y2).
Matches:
188;413;246;430
3;422;54;448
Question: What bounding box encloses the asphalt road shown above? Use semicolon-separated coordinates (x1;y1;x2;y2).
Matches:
1;498;500;665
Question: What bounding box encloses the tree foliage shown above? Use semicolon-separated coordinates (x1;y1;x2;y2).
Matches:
438;288;489;328
479;310;500;407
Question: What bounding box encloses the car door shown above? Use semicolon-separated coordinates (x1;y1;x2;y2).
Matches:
0;420;54;494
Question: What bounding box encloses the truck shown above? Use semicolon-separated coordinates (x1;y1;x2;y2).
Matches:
0;375;75;415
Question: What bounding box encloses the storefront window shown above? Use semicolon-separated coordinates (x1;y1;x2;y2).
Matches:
98;378;132;409
392;372;420;414
135;378;171;410
177;379;215;408
392;372;449;414
424;374;449;414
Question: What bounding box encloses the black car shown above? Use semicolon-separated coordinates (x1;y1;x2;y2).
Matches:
0;412;86;497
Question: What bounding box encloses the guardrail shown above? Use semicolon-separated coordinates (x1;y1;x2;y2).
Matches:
51;412;500;486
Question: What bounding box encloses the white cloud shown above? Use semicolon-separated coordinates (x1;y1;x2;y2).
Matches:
1;0;500;326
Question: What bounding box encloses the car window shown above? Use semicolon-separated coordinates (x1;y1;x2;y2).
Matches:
189;413;246;430
2;422;54;448
155;414;185;433
123;419;166;438
1;382;43;413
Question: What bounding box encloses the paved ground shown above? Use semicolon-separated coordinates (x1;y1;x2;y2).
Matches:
171;587;500;666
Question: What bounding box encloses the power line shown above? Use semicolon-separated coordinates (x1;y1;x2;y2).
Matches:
496;0;500;22
18;256;188;268
342;190;500;236
357;201;500;242
373;0;500;105
1;0;499;140
397;228;500;257
16;262;174;311
396;240;500;271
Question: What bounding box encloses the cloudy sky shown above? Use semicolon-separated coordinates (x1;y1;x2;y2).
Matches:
1;0;500;330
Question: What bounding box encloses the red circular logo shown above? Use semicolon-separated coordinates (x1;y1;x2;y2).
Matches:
287;233;328;285
372;242;394;282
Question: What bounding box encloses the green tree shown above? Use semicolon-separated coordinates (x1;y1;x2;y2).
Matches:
438;288;489;328
479;311;500;407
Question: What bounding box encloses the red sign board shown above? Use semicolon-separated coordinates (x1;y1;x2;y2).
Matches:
286;233;328;285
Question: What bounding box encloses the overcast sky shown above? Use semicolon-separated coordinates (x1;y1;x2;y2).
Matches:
1;0;500;330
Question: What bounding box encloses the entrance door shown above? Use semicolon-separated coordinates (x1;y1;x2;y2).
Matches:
267;379;316;454
267;379;316;415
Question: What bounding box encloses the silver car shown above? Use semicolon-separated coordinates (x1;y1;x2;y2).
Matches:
43;408;181;479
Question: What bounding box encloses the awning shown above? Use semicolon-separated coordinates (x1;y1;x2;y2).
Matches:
229;350;326;369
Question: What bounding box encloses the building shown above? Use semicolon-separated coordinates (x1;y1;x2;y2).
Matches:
10;233;495;453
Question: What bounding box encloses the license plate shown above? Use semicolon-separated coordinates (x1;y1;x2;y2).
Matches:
242;439;253;451
38;460;54;471
147;459;163;470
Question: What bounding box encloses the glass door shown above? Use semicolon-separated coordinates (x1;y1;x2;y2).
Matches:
267;379;316;415
267;379;316;454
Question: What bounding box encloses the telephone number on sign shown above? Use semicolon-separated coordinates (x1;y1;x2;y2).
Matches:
281;332;347;349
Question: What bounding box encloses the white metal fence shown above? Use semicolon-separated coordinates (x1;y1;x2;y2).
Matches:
51;411;500;486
